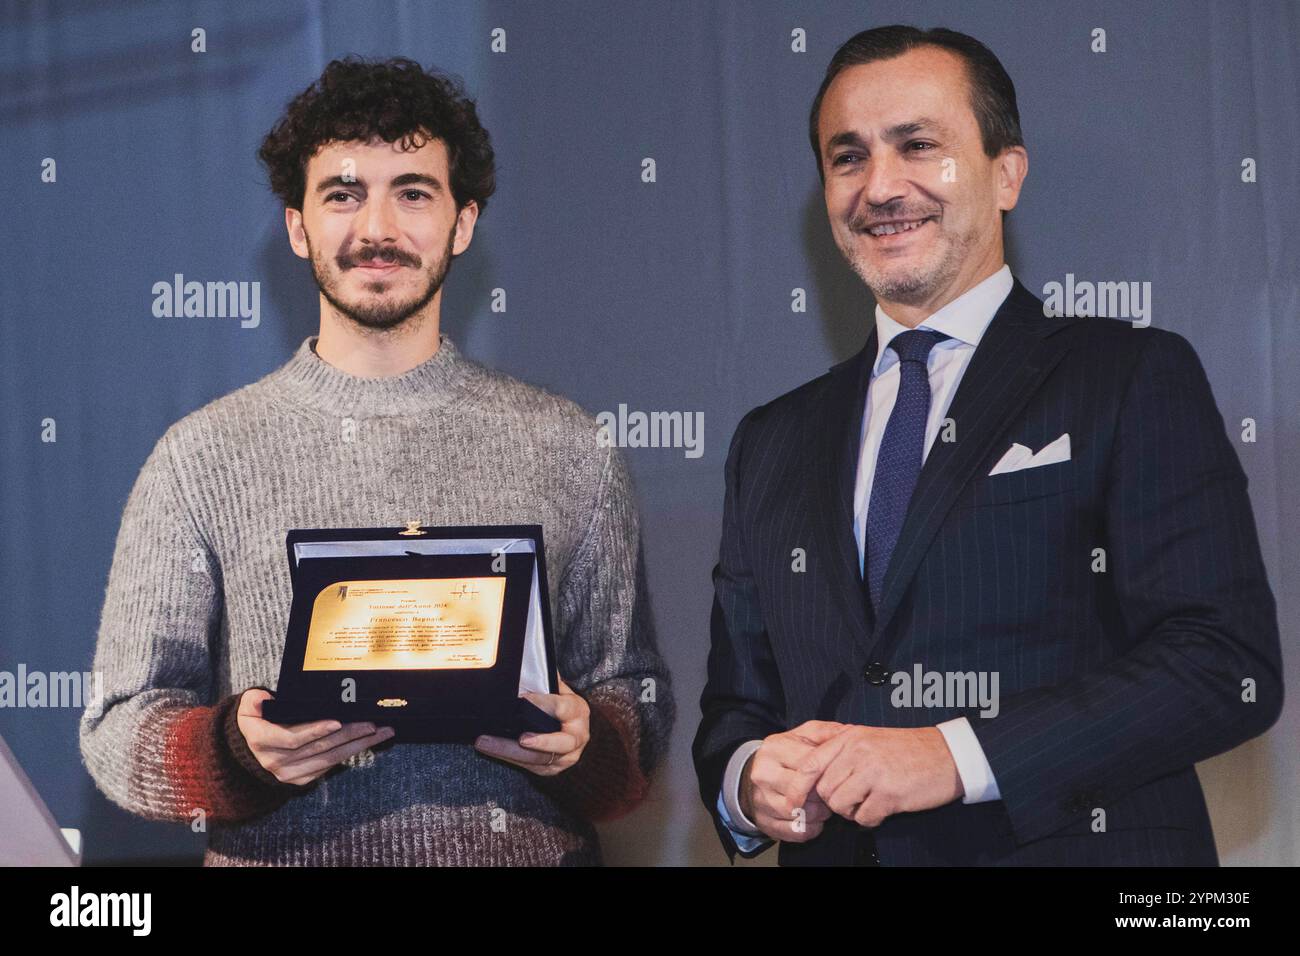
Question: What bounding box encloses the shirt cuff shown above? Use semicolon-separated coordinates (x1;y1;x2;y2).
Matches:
718;739;767;838
717;790;769;854
717;739;770;854
936;716;1001;803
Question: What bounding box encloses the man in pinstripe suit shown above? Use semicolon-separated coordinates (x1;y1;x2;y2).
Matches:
692;26;1283;865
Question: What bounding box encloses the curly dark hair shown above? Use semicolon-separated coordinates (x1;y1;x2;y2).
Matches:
257;55;496;215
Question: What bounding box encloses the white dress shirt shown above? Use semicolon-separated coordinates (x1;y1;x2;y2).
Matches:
717;264;1014;850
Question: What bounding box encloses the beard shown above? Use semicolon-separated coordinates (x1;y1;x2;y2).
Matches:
307;224;458;332
834;208;972;307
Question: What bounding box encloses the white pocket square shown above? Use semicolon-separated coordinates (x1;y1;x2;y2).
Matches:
987;433;1071;476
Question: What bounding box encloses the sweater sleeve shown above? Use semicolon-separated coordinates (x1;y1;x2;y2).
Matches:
534;442;675;822
79;431;302;825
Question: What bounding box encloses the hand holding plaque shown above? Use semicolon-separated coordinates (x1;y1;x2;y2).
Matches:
238;689;395;784
474;677;590;775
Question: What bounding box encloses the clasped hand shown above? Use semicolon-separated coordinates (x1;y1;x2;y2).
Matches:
738;721;965;843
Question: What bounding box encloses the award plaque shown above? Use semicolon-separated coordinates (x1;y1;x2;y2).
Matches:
261;523;562;743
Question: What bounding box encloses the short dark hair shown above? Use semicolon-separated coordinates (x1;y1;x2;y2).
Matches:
808;25;1024;180
258;55;496;214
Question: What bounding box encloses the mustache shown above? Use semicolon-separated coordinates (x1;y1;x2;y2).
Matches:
849;208;938;231
339;247;421;269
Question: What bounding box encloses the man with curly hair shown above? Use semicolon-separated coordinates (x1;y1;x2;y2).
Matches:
80;56;674;866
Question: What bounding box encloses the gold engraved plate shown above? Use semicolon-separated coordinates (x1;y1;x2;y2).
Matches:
303;577;506;671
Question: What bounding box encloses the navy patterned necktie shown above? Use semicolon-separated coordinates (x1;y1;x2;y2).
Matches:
864;328;949;612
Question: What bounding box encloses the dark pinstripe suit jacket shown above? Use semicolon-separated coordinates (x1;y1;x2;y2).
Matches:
693;277;1284;866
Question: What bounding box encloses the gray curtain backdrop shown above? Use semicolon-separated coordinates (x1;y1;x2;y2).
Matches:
2;0;1295;866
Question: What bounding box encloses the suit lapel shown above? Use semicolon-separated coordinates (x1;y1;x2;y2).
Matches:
865;278;1076;657
810;325;877;654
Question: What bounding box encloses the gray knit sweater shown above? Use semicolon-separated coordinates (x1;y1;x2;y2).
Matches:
79;333;674;865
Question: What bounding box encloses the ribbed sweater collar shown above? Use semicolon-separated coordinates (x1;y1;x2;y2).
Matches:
268;333;479;417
